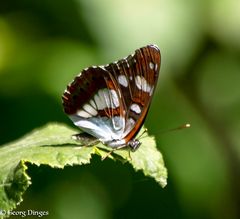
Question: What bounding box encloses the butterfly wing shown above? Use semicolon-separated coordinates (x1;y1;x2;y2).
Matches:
62;45;161;148
62;66;126;145
105;45;161;143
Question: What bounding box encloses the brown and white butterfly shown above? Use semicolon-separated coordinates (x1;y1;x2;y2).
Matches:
62;45;161;151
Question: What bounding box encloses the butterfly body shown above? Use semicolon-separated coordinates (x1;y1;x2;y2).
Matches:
62;45;161;150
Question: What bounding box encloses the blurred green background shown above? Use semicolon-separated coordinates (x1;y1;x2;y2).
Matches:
1;0;240;218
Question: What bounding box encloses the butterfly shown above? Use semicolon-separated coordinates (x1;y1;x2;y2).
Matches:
62;45;161;152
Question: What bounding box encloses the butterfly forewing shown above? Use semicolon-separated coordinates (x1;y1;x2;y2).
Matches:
105;45;161;142
62;45;161;149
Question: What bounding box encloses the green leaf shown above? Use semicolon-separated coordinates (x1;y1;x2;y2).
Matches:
0;123;167;217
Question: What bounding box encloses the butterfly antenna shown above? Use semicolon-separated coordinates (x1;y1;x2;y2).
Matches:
159;123;191;134
138;128;148;140
139;123;191;140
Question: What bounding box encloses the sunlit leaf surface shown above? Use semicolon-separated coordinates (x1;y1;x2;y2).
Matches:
0;123;167;215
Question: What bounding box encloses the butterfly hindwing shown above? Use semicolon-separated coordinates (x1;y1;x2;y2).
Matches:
62;67;126;143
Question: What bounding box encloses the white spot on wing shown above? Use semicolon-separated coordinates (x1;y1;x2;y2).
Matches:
98;89;109;109
102;88;111;108
116;63;121;70
118;75;128;87
94;93;105;110
92;88;120;111
135;75;142;90
125;59;130;68
76;110;92;118
89;99;97;109
135;76;152;93
64;89;70;95
83;104;97;116
130;103;141;114
149;62;154;70
110;89;119;108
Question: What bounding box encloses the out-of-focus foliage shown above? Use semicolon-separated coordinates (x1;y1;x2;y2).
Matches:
0;0;239;219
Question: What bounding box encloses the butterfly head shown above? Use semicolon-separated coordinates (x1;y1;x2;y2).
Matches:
127;139;141;151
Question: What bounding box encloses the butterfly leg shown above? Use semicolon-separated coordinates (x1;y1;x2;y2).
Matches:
128;150;132;161
101;145;129;161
